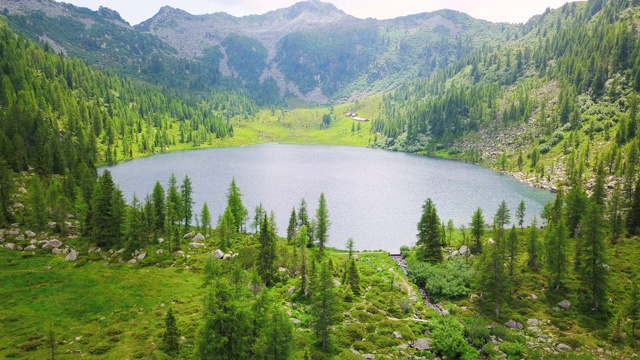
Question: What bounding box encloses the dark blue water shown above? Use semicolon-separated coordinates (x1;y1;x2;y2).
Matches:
101;144;554;252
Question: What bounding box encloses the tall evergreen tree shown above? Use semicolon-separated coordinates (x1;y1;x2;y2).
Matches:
516;200;526;231
161;307;180;355
477;240;509;318
200;202;211;235
166;173;182;231
0;160;13;226
125;195;146;251
297;225;310;296
180;175;193;232
91;170;125;248
417;198;443;263
607;183;624;244
470;208;485;253
152;181;166;233
565;184;587;237
527;217;541;272
493;200;511;243
252;296;294;360
315;193;330;253
578;200;608;311
29;175;47;231
627;274;640;336
217;206;236;252
507;225;518;277
227;178;247;232
252;204;265;233
313;261;339;350
547;219;569;290
286;208;297;245
258;215;277;286
346;258;361;296
627;178;640;236
298;198;309;229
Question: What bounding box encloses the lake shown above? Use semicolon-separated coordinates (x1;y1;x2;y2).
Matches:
101;143;555;252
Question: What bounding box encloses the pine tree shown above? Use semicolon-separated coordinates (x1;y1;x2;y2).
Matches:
298;198;309;229
252;294;294;360
578;200;608;311
493;200;511;243
627;178;640;236
125;195;146;251
161;307;180;355
346;238;355;259
470;208;485;253
477;239;509;318
315;193;330;253
200;202;211;235
628;274;640;336
286;208;297;244
217;206;235;252
297;225;310;296
0;160;13;226
346;258;361;296
565;184;587;237
527;217;541;272
607;183;624;244
152;181;165;233
547;219;568;290
91;170;125;248
417;198;443;263
313;261;339;350
29;175;47;231
507;225;518;277
516;200;526;231
166;173;182;231
227;178;247;232
180;175;193;232
258;215;276;286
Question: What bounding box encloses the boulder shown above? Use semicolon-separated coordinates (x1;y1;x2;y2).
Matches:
451;250;460;257
52;248;62;255
157;238;165;244
12;203;24;209
25;230;36;238
556;343;572;352
24;245;36;251
7;229;20;236
362;355;375;359
128;259;137;264
333;279;342;287
189;242;206;249
18;187;27;194
137;252;147;261
117;248;126;254
176;250;185;258
558;300;572;310
470;294;480;302
287;286;296;296
530;293;538;300
183;231;194;239
212;249;224;259
278;267;288;273
223;254;231;260
393;331;402;339
459;245;470;256
48;222;57;229
290;318;302;325
49;239;62;248
192;233;205;243
156;249;164;255
487;238;495;245
411;338;431;351
65;250;78;262
30;239;38;245
504;320;524;330
527;319;541;327
5;243;15;250
42;241;52;250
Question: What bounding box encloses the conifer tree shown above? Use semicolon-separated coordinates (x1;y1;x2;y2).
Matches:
313;261;339;350
516;199;526;231
29;175;47;231
578;200;608;311
180;175;193;232
507;225;518;277
607;183;624;244
152;181;165;233
627;178;640;236
252;293;294;360
527;217;541;272
162;307;180;355
297;225;310;296
0;160;13;226
286;208;297;244
565;184;587;237
125;195;146;251
417;198;443;263
252;203;265;233
227;178;247;232
200;202;211;235
298;198;309;229
470;208;485;253
166;174;182;231
346;238;355;259
217;206;235;252
91;170;125;248
493;200;511;243
547;219;568;290
346;258;361;296
258;215;276;286
627;274;640;336
477;239;509;318
315;193;330;253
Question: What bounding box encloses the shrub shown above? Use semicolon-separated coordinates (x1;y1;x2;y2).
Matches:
463;317;491;348
407;258;472;301
399;245;411;259
499;341;527;358
430;316;477;359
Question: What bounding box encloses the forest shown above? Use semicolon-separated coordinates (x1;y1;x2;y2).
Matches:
2;0;640;359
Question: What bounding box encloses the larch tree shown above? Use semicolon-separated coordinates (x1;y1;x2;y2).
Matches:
470;208;485;253
91;170;125;248
0;160;13;226
315;193;330;253
252;203;265;233
313;261;339;350
297;225;310;296
217;206;235;252
516;199;526;231
417;198;443;263
227;178;247;232
161;307;180;355
507;225;518;277
151;181;166;233
298;198;309;230
200;202;211;235
346;258;361;296
547;218;569;290
166;173;182;232
493;200;511;244
29;174;47;231
258;215;277;286
125;194;146;251
180;175;193;232
527;217;541;272
477;239;509;318
578;200;608;311
286;208;297;245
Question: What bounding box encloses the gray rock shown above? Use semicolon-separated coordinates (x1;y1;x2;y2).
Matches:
176;250;185;258
48;222;57;229
393;331;402;339
137;252;147;261
25;230;36;238
530;293;538;300
12;203;24;209
128;259;137;264
52;248;62;255
411;338;431;351
556;343;572;352
18;187;27;194
65;250;78;262
527;319;541;326
117;248;126;254
290;318;302;325
487;238;495;245
278;267;288;273
15;235;24;241
212;249;224;259
362;354;375;359
333;279;341;287
88;247;101;254
183;231;194;239
157;238;165;244
24;245;36;251
7;229;19;236
504;320;524;330
192;233;205;242
287;286;296;296
459;245;470;256
30;239;38;245
451;250;460;257
5;243;15;250
156;249;164;255
223;254;231;260
189;242;206;249
470;294;480;302
42;241;52;250
558;300;572;310
49;239;62;248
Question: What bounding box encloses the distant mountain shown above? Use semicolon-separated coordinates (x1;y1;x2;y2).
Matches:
1;0;518;104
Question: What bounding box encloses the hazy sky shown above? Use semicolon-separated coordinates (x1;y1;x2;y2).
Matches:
63;0;576;25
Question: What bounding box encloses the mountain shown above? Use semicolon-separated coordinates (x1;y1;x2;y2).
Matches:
1;0;517;104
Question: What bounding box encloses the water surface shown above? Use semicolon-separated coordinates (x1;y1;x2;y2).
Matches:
102;144;554;252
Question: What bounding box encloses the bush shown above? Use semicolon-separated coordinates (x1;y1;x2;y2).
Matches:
407;258;472;301
430;316;477;359
399;246;411;259
499;341;527;358
463;317;491;348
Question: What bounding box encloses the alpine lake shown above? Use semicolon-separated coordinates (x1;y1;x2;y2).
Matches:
101;143;555;252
